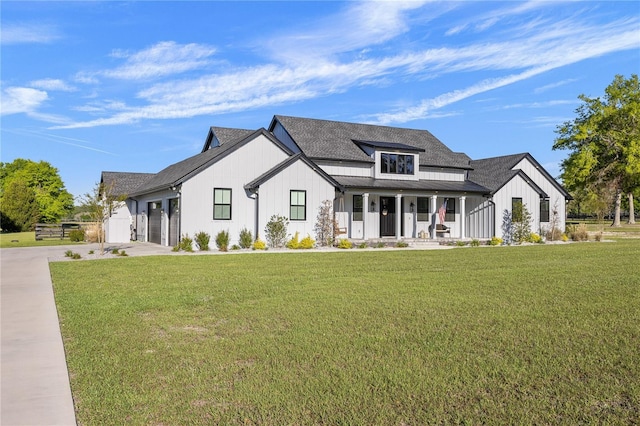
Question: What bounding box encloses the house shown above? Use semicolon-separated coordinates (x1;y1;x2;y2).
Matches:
101;115;570;247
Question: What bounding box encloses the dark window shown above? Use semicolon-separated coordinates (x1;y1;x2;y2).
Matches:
290;190;306;221
380;153;415;175
353;195;363;221
512;198;523;222
445;198;456;221
213;188;232;220
540;199;550;222
417;197;430;222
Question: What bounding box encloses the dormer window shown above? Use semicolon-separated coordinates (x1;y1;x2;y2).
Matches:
380;153;414;175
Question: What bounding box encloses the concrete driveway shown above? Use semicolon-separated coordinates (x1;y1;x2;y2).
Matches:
1;242;174;425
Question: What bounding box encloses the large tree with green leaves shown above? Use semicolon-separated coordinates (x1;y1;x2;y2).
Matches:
553;74;639;226
0;180;41;232
0;159;75;225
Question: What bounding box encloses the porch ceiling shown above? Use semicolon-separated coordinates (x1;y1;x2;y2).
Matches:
333;176;490;194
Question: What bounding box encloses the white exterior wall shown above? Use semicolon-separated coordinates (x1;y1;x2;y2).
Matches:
514;158;567;234
179;134;290;247
492;174;542;239
466;196;494;239
104;200;133;243
317;161;373;177
419;167;465;182
257;159;336;241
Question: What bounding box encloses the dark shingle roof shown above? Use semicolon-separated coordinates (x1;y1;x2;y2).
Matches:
131;128;292;196
467;153;529;194
100;172;155;197
201;127;255;151
271;115;472;169
333;175;489;194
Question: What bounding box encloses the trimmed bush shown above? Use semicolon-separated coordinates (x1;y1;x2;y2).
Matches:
239;228;253;249
179;235;194;252
336;239;352;249
215;230;230;252
194;231;210;251
489;237;503;246
69;229;85;242
470;239;480;247
287;232;300;249
299;234;315;249
253;238;266;250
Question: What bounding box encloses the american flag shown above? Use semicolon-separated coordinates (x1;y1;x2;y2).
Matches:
438;199;447;224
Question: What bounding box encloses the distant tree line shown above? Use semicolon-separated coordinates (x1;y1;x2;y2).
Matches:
0;159;74;232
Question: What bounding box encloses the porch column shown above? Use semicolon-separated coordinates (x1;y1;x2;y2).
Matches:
395;194;402;240
431;195;438;239
460;196;466;239
362;193;369;240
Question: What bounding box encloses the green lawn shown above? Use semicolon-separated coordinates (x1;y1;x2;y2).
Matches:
50;241;640;425
0;231;84;248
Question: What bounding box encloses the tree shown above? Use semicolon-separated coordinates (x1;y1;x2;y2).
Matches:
78;181;126;254
0;180;40;232
553;74;640;227
0;159;74;223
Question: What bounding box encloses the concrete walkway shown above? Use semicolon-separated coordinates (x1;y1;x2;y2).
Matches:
1;246;78;425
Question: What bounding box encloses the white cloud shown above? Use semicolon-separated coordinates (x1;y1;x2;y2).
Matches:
0;87;48;115
103;41;217;80
534;78;579;94
1;23;61;44
30;78;76;92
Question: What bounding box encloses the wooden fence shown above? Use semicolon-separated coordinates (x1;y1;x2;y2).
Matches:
35;223;86;240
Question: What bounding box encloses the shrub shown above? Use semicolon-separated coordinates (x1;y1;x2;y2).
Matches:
172;245;180;252
88;250;94;255
64;250;74;258
336;239;352;249
287;232;300;249
231;244;241;250
252;238;266;250
545;227;563;241
373;242;386;248
299;234;315;249
265;215;289;248
456;241;467;247
179;235;194;252
68;229;85;242
357;242;368;249
594;232;602;242
470;239;480;247
118;250;128;257
395;241;409;248
215;230;230;252
530;233;543;244
194;231;210;251
568;224;589;241
71;252;81;260
489;237;503;246
239;228;253;249
561;233;569;242
314;200;335;247
111;248;120;255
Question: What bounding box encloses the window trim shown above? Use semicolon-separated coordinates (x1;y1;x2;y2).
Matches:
540;199;550;223
290;190;306;221
380;153;415;175
213;188;232;220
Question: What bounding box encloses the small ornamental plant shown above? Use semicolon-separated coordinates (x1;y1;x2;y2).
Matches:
336;239;352;249
215;230;230;252
299;234;315;249
239;228;253;249
179;235;194;252
253;238;266;250
194;231;210;251
287;232;300;249
489;236;503;246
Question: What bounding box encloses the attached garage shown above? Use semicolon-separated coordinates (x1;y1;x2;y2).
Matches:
147;201;162;244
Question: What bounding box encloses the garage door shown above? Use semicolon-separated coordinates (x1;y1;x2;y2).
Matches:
148;201;162;244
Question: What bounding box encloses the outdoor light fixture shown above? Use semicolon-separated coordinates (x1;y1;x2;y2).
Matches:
410;202;415;212
161;209;165;215
371;200;376;210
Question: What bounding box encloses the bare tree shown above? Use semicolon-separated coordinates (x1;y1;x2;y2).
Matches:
78;181;126;254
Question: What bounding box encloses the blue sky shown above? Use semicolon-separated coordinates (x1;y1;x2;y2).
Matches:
2;1;639;200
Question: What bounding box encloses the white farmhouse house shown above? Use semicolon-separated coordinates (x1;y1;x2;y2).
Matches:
101;115;570;246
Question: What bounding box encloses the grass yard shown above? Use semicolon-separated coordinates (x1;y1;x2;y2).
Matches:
51;241;640;425
0;231;84;248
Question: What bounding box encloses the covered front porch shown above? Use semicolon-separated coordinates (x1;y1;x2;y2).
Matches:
334;191;494;241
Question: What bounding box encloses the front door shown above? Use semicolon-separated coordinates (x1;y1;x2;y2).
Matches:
379;197;396;237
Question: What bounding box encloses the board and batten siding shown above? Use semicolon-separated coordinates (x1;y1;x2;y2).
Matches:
492;174;542;239
179;134;291;247
316;161;372;178
418;167;465;182
513;158;567;234
257;158;336;240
